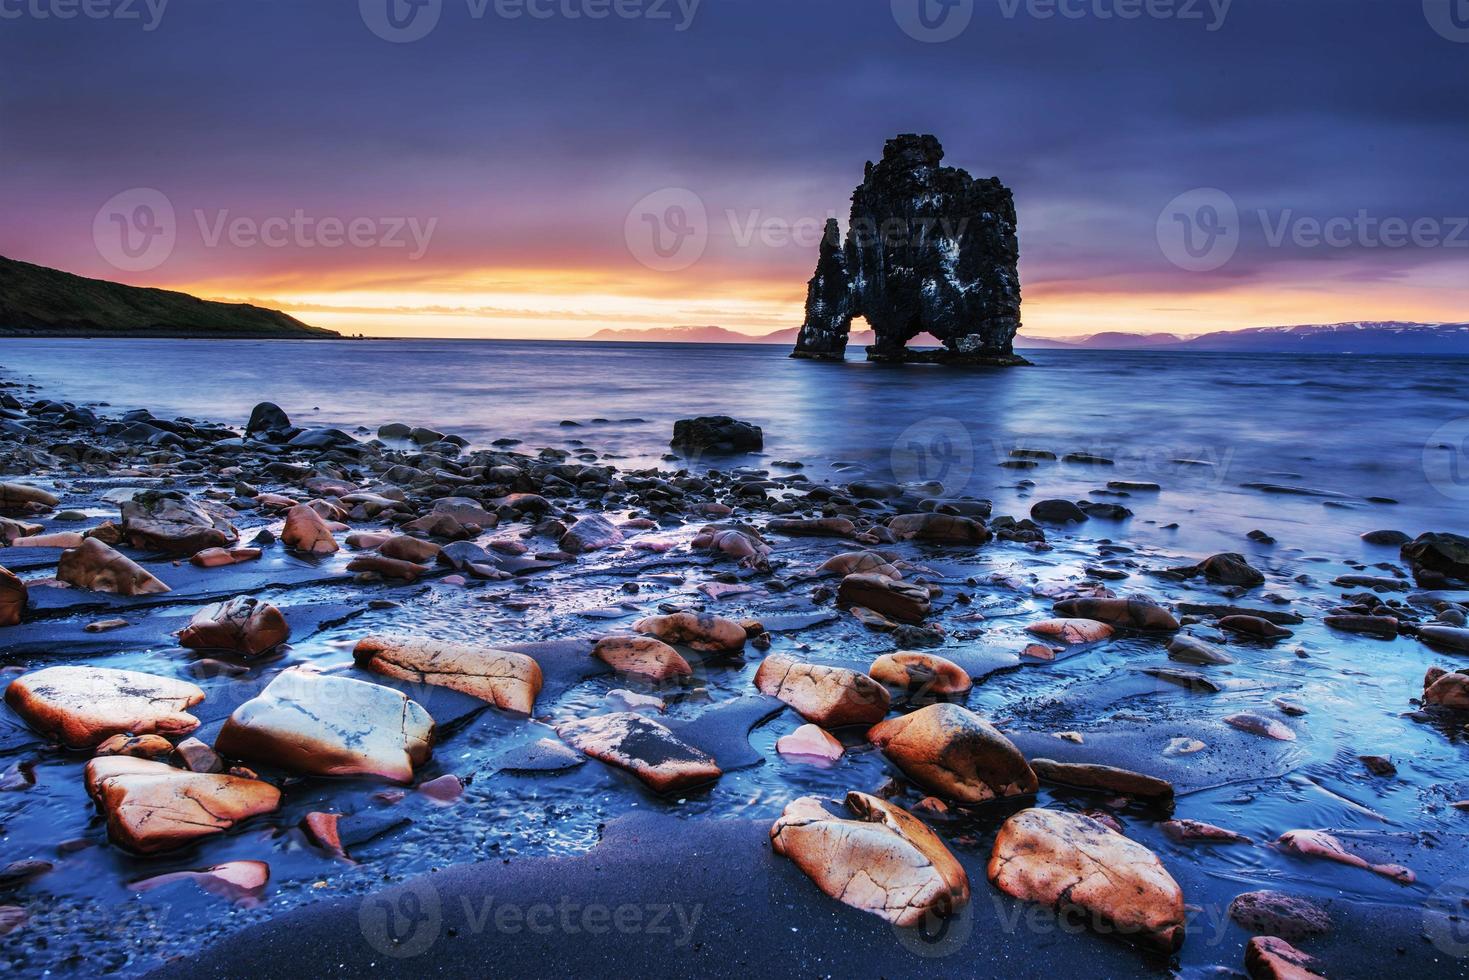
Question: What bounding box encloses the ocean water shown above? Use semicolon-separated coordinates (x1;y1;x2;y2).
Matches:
4;338;1469;975
3;337;1465;554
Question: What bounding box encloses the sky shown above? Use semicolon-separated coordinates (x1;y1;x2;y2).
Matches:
1;0;1466;339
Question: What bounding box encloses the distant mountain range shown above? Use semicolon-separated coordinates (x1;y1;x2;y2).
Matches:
588;321;1469;355
0;255;335;338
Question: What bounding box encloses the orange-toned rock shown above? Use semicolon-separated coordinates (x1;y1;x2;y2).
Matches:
215;670;434;783
988;808;1185;952
869;652;972;696
1245;936;1326;980
819;551;903;579
755;653;889;727
346;554;427;581
592;636;692;682
0;516;44;545
1053;596;1178;631
0;565;25;627
353;636;542;714
85;757;280;854
0;482;59;512
178;597;291;657
8;532;85;549
131;860;270;906
1030;759;1173;803
776;723;844;762
378;535;441;564
57;538;169;595
869;703;1036;803
281;504;339;555
5;666;203;748
634;611;747;654
555;712;721;794
1025;618;1114;645
302;812;347;859
1277;829;1413;883
1424;666;1469;709
345;530;393;550
95;734;175;760
770;792;969;927
692;525;770;568
190;547;262;568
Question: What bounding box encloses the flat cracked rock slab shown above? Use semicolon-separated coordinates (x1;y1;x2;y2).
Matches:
4;665;205;748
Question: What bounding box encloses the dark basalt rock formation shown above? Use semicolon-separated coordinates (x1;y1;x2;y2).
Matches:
791;135;1027;366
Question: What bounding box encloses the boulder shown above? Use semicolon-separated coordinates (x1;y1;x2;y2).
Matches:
0;565;25;626
670;416;763;454
693;525;771;568
281;504;339;555
1029;759;1174;803
178;597;290;657
57;538;170;595
634;612;746;654
5;666;204;748
770;792;969;926
1228;890;1330;942
1245;936;1326;980
555;712;721;794
754;653;890;727
1402;531;1469;582
868;703;1036;803
1167;634;1235;665
868;652;972;696
766;517;856;538
887;513;991;545
215;670;434;783
377;535;441;564
1030;499;1088;524
560;514;624;554
0;516;44;545
988;808;1185;952
84;757;280;854
1172;552;1265;587
592;636;692;683
1220;615;1294;639
820;551;903;579
837;573;930;623
1054;596;1178;631
120;491;237;555
1024;618;1114;645
776;723;844;762
1424;666;1469;708
245;402;291;436
353;636;542;714
1419;625;1469;653
0;482;59;511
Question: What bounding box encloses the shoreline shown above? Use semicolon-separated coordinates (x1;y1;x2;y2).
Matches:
1;367;1467;977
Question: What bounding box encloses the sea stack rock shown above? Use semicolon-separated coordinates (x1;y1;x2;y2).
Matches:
791;134;1027;366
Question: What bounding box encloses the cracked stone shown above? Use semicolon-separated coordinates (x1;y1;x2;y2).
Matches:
869;703;1036;803
178;596;291;657
5;666;204;748
755;653;890;728
85;757;280;854
57;538;170;595
354;636;543;714
555;712;721;794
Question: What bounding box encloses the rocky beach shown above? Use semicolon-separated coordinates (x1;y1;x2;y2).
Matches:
0;348;1467;978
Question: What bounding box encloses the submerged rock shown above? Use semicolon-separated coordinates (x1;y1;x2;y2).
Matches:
57;538;170;595
770;792;969;926
5;666;204;748
0;564;25;626
216;670;434;783
755;653;890;727
555;712;721;794
1225;712;1296;741
178;596;291;657
868;703;1036;803
1276;829;1413;883
988;808;1185;952
1162;819;1250;844
592;636;692;683
1030;759;1174;803
131;860;270;907
353;636;543;714
85;757;280;854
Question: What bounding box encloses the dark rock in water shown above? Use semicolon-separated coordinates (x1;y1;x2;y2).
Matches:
1078;501;1132;520
245;402;290;436
1402;532;1469;583
1228;890;1331;942
790;134;1027;366
559;513;624;554
1030;499;1088;524
1171;553;1265;588
670;416;763;454
1361;529;1410;546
